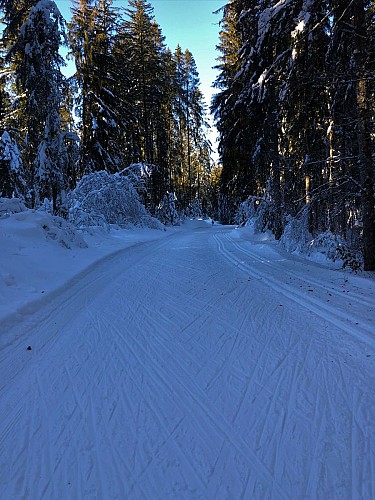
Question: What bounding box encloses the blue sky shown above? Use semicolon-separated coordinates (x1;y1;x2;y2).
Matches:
56;0;223;111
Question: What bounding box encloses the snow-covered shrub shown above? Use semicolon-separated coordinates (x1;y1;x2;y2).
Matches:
37;198;54;214
155;192;180;225
235;197;257;226
280;208;312;254
41;214;88;249
0;197;27;217
120;163;151;195
68;170;163;230
121;163;162;210
307;231;362;271
253;200;275;233
185;198;203;219
0;131;27;200
279;208;362;270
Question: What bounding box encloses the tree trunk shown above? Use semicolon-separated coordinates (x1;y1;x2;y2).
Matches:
353;0;375;270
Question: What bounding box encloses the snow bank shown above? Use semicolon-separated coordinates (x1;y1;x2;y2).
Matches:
0;197;27;216
236;199;363;270
0;201;170;323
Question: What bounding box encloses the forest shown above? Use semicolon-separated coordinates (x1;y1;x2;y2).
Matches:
0;0;214;217
1;0;375;271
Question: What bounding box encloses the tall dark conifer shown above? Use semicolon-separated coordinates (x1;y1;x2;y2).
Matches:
120;0;170;204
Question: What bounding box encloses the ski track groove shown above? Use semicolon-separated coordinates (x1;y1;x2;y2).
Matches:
223;232;375;324
107;328;209;493
213;233;375;349
226;233;375;310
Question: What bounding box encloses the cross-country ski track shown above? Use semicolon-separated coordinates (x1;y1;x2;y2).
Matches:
1;221;374;499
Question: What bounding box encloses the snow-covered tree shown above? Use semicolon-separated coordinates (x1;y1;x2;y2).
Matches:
213;0;375;269
0;130;27;198
69;0;122;173
155;191;179;225
8;0;69;211
171;46;212;208
69;169;163;229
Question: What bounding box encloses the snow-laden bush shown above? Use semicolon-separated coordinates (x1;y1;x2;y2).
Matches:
185;198;203;219
156;192;180;225
68;170;163;231
280;209;362;270
121;163;152;195
235;194;279;233
0;132;27;200
236;197;257;226
0;197;27;217
41;214;88;249
253;200;279;234
279;209;312;254
37;198;54;214
307;231;362;270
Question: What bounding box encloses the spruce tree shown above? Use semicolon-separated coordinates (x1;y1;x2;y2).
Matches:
7;0;68;210
120;0;169;205
69;0;118;173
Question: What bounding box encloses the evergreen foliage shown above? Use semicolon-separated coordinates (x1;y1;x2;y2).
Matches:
1;0;212;219
2;0;69;212
213;0;375;269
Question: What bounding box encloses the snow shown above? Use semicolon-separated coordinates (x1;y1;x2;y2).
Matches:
0;205;167;324
1;210;375;498
0;131;22;173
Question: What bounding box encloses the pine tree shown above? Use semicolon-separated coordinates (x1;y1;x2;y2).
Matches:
121;0;166;162
171;47;211;208
0;130;27;198
7;0;69;210
213;0;375;267
69;0;122;173
351;0;375;270
0;53;8;134
212;0;245;203
276;0;331;235
119;0;170;205
0;0;36;43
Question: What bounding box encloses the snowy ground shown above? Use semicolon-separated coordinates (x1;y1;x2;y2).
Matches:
0;213;374;499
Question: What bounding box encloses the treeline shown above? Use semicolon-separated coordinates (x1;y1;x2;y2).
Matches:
0;0;214;216
213;0;375;270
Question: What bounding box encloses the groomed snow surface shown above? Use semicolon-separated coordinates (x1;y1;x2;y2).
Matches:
1;212;374;499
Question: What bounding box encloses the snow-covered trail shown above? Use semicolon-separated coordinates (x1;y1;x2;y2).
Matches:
0;222;374;499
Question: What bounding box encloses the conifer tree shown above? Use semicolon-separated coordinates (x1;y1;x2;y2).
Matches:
212;0;244;200
213;0;374;267
119;0;170;205
351;0;375;270
0;53;8;134
7;0;68;210
0;130;27;198
0;0;36;43
69;0;124;174
121;0;166;164
171;47;211;208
